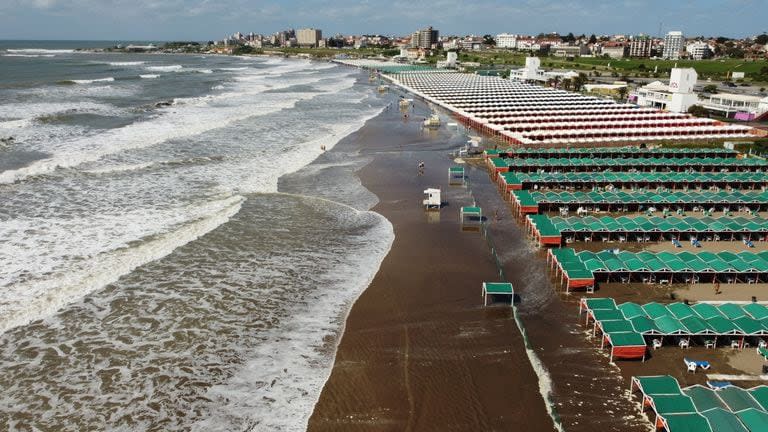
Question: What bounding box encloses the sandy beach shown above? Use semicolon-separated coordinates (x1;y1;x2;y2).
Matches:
307;86;659;431
308;94;555;430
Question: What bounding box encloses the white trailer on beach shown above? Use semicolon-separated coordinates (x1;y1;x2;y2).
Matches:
423;188;441;209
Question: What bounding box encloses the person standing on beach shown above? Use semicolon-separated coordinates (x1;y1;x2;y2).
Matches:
714;280;721;295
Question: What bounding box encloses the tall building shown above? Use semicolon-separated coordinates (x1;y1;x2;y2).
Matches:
686;41;713;60
628;35;652;58
411;26;439;49
663;31;684;60
496;33;518;49
296;28;322;47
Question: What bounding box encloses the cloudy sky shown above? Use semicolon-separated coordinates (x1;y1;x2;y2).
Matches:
0;0;765;40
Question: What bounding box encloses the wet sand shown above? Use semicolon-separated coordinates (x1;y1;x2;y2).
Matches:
308;97;554;430
472;173;650;430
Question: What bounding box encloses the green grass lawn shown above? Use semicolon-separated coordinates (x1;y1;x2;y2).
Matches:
456;50;768;83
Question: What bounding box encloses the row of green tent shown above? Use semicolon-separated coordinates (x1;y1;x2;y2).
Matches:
583;297;768;338
503;171;768;188
550;215;768;236
485;146;738;158
632;375;768;432
492;156;767;169
581;248;768;274
519;190;768;206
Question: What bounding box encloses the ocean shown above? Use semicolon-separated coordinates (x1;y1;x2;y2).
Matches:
0;41;394;430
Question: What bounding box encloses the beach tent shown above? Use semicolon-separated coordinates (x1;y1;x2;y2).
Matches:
717;387;765;412
735;408;768;431
699;408;749;432
460;206;482;224
603;331;646;361
632;375;682;397
482;282;514;307
657;413;713;432
749;386;768;412
448;166;465;184
683;386;728;412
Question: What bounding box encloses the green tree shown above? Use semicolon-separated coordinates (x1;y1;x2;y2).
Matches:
589;34;597;44
756;34;768;45
483;34;496;46
688;105;709;117
572;73;588;91
617;86;629;101
703;84;718;93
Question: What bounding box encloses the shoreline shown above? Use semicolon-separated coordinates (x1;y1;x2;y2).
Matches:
341;69;651;430
307;85;555;430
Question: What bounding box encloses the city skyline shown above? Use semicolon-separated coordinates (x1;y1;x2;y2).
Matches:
0;0;765;41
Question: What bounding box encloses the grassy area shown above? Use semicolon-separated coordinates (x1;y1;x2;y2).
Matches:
253;46;767;84
457;50;768;83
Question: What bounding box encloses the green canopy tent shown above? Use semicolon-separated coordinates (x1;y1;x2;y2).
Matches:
683;386;728;412
632;375;683;397
717;386;764;413
482;282;514;307
749;386;768;412
657;413;713;432
735;408;768;431
699;408;749;432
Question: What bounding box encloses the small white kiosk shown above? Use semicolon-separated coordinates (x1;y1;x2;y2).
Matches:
423;188;441;210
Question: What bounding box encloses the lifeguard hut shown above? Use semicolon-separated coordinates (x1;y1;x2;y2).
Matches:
423;188;441;210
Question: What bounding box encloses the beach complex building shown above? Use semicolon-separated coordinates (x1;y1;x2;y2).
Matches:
630;68;699;113
508;57;579;83
335;59;758;146
663;31;684;60
697;93;768;120
296;28;322;47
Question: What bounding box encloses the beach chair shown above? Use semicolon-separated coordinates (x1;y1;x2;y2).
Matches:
758;347;768;361
707;381;732;389
672;238;682;248
696;360;711;370
652;338;663;350
704;339;716;349
692;239;702;248
685;358;710;371
745;239;755;248
679;339;690;349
